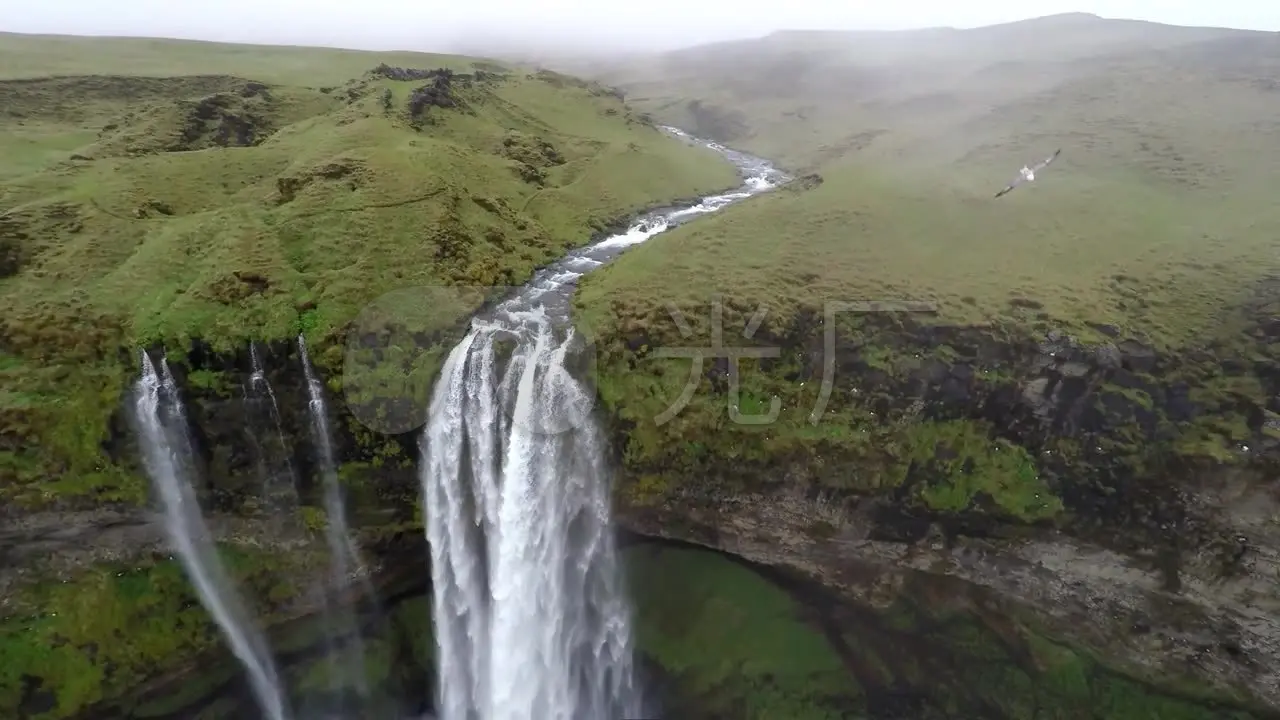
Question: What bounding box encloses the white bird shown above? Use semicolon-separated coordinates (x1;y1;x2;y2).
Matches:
995;148;1061;198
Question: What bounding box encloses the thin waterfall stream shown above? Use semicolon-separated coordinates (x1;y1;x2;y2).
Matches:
299;334;375;706
130;352;292;720
125;127;785;719
246;341;303;521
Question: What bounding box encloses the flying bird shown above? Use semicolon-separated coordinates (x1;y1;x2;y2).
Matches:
994;148;1062;198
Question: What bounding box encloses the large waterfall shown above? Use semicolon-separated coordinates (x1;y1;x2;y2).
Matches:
422;311;642;720
420;127;785;720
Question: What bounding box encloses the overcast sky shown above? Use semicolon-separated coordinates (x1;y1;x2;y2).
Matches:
3;1;1277;52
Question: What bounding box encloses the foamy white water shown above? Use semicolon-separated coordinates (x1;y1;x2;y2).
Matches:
421;127;786;720
423;312;641;720
130;351;291;720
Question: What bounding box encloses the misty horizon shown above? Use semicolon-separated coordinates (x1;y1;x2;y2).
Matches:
2;2;1278;55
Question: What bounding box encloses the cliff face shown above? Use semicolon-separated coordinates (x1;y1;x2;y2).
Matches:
0;53;743;719
7;300;1280;718
591;276;1280;717
0;338;428;719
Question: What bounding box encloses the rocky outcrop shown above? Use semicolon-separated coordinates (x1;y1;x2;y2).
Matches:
0;212;29;278
138;338;422;530
367;65;512;127
620;533;1276;719
11;305;1277;718
77;556;435;720
684;99;752;144
83;79;336;158
407;70;463;119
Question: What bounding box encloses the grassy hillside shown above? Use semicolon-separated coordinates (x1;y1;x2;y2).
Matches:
575;11;1280;346
570;15;1280;552
591;13;1268;166
0;32;491;85
0;33;741;511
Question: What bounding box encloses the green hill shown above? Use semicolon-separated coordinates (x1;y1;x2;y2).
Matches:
0;32;740;512
559;17;1280;713
571;11;1280;432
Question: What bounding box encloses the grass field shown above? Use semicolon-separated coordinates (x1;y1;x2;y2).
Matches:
0;32;491;86
563;14;1280;524
576;14;1280;347
0;32;741;510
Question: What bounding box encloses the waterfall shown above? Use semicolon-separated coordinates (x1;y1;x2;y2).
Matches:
119;126;783;719
298;334;374;704
423;310;641;720
246;341;301;518
129;351;291;720
420;128;785;720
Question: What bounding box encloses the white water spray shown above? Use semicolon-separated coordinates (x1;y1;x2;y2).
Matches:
423;312;641;720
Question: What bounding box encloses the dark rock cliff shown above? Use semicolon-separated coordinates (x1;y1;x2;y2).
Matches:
9;272;1280;718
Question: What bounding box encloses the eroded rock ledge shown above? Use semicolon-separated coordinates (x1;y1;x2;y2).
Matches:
620;489;1280;715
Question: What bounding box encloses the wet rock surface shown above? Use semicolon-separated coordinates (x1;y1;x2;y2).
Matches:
143;338;421;522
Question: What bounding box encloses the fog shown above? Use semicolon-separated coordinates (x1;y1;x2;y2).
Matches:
2;0;1277;53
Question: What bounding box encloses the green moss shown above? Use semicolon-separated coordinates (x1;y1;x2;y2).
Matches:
0;560;218;718
900;420;1063;522
124;653;241;719
0;541;331;719
298;506;328;534
387;596;433;669
0;38;739;513
1105;383;1155;410
624;543;1265;719
0;360;143;508
185;369;234;397
117;590;434;719
625;545;863;719
270;593;434;719
867;592;1263;720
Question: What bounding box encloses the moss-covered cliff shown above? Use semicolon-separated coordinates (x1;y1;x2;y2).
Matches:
626;539;1272;719
576;258;1280;713
569;19;1280;714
